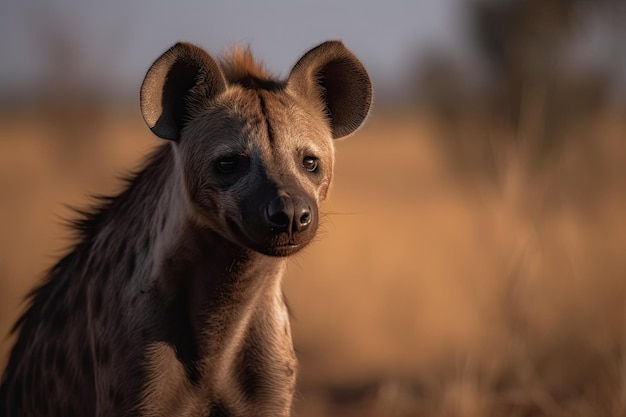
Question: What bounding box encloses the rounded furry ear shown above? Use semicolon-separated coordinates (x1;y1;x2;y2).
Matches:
287;41;372;139
140;42;226;141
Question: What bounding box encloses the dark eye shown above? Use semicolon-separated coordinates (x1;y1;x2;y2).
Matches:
216;155;240;173
302;156;319;172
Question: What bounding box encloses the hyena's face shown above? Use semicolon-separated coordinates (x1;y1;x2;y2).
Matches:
179;88;335;256
140;41;372;257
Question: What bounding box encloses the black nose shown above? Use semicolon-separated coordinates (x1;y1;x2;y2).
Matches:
266;193;312;234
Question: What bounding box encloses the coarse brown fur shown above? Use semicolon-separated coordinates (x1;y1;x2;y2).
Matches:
220;46;274;82
0;40;372;416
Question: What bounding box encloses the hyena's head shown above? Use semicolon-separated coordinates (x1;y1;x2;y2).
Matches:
140;41;372;257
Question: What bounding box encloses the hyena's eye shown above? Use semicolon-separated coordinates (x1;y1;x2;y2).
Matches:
216;155;245;174
302;156;319;173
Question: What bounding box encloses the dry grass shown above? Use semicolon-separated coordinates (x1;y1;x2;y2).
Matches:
0;106;625;416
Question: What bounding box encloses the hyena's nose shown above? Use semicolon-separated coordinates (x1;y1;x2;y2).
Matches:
266;194;312;234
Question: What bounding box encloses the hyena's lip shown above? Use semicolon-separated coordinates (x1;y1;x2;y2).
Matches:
227;218;313;257
262;242;305;257
255;236;314;257
259;228;318;257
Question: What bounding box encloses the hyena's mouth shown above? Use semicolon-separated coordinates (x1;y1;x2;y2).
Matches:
263;242;304;257
227;218;317;257
264;234;314;257
250;231;316;257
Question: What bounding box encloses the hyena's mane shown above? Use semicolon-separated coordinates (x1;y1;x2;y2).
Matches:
219;46;285;91
5;144;172;338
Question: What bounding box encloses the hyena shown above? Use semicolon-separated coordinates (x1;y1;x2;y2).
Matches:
0;41;372;416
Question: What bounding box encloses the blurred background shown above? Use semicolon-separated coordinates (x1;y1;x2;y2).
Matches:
1;0;626;415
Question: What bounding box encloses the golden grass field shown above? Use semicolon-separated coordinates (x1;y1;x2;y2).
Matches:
1;106;625;416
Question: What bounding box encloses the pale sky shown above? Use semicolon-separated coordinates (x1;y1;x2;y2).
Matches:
3;1;623;101
0;0;469;99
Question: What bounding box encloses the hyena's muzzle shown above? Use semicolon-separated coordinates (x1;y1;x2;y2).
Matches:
236;177;318;257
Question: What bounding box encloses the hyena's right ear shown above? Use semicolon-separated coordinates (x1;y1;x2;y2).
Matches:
140;42;227;141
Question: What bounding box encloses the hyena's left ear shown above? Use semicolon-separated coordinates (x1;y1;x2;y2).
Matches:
140;42;227;141
287;41;373;139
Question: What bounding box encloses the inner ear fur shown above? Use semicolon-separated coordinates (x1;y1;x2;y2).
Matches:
140;42;226;141
287;41;373;139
